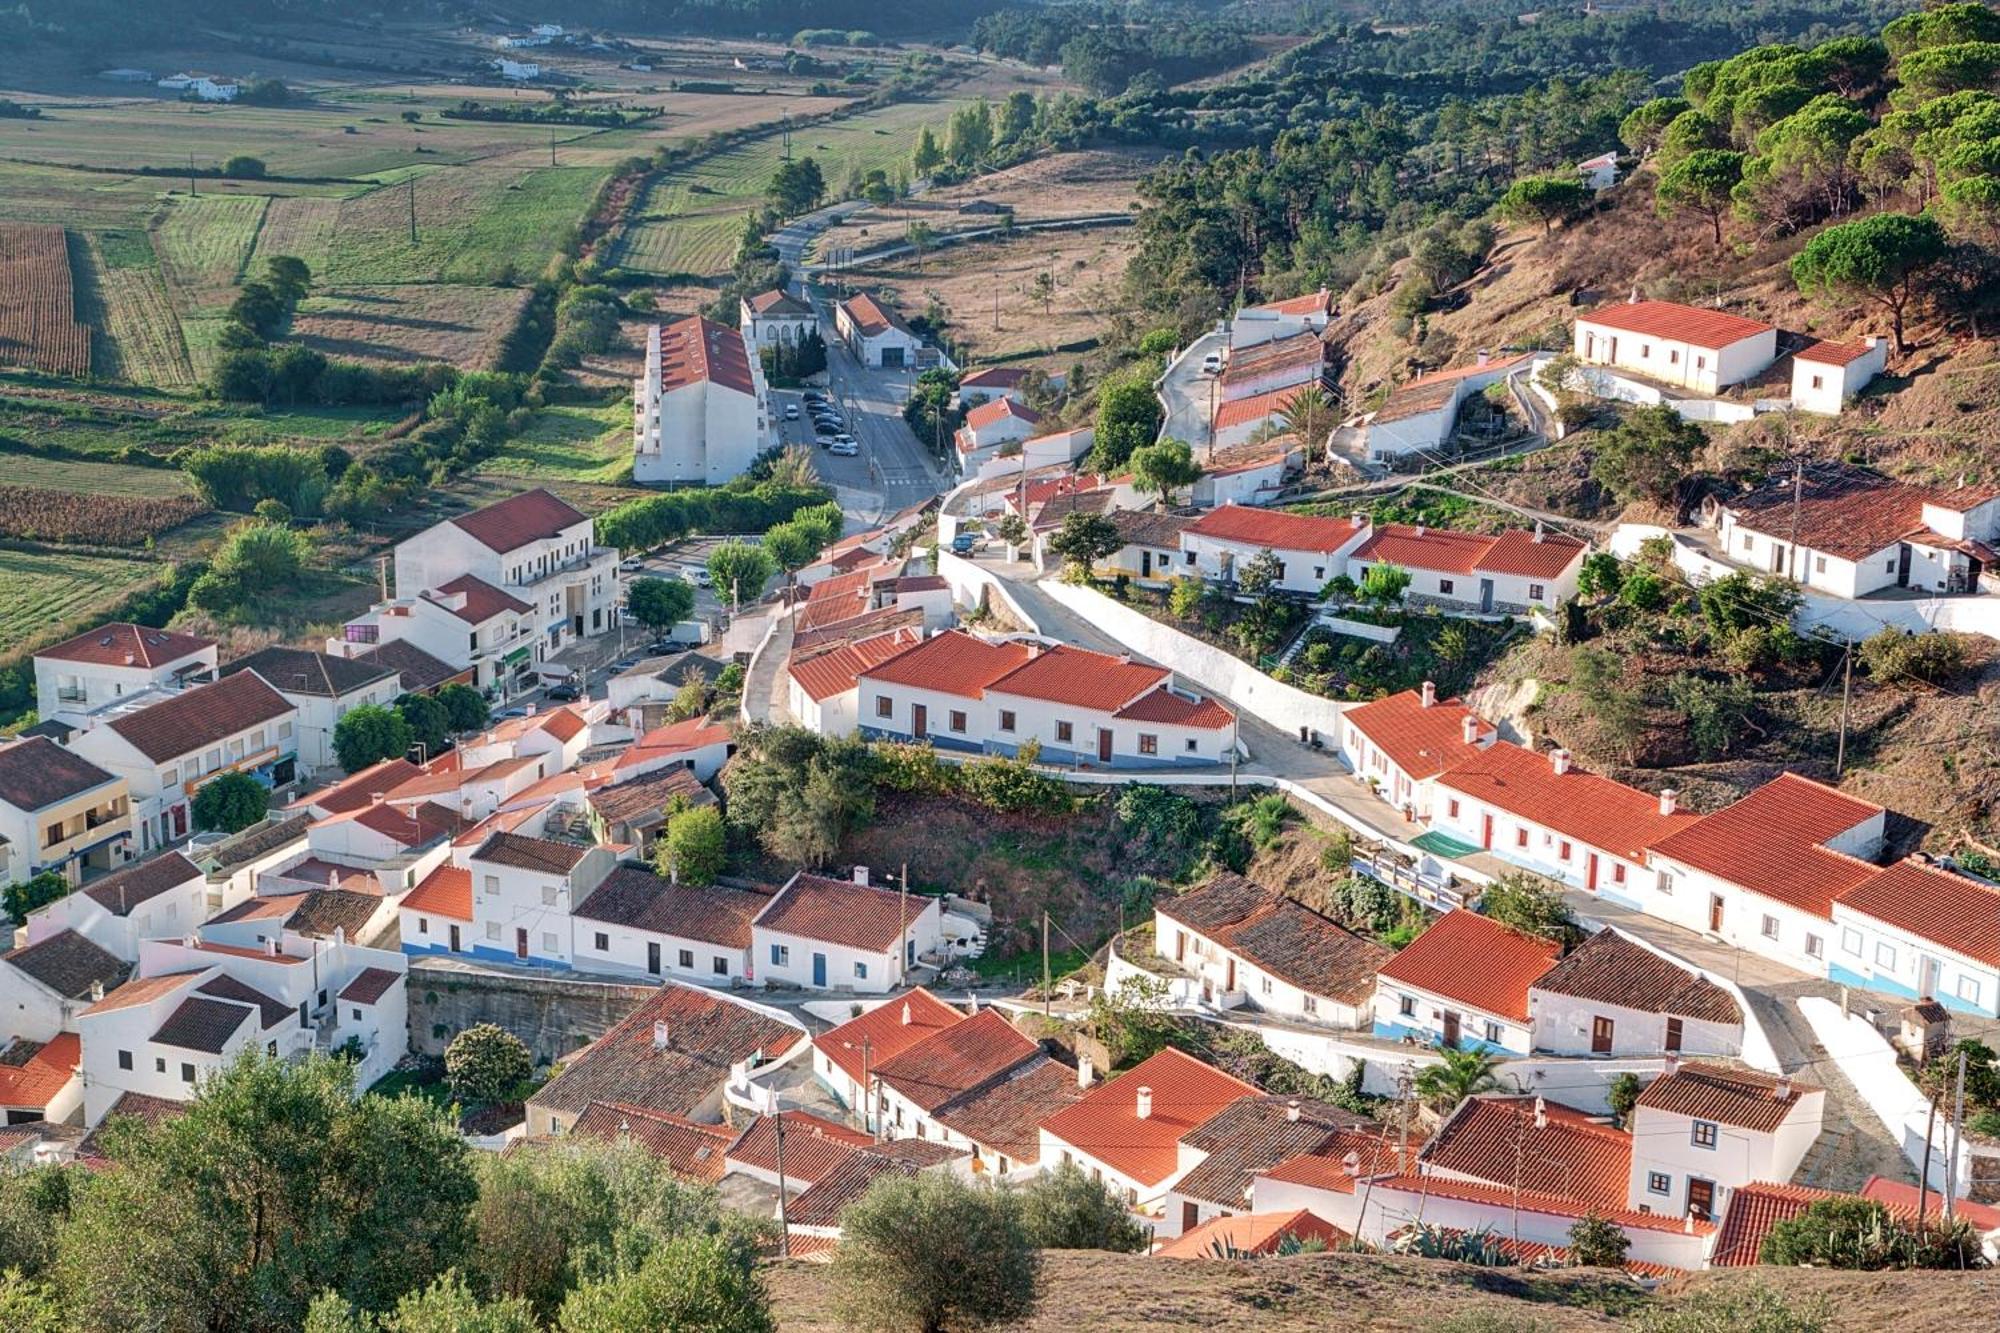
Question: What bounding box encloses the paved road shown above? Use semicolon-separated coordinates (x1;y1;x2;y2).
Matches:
1158;329;1229;453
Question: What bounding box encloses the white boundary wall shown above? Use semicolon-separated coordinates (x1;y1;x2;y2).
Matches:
1797;995;1969;1195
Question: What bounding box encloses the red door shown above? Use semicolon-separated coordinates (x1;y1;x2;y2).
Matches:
1481;814;1494;850
1098;729;1113;763
1687;1178;1715;1221
1586;854;1599;893
912;704;927;738
1708;895;1725;933
515;928;529;960
1442;1011;1461;1049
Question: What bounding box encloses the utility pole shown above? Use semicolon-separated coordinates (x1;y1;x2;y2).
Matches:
189;152;197;198
549;127;556;167
1836;641;1854;776
1785;453;1804;582
859;1036;875;1139
898;861;909;983
773;1109;791;1259
1042;911;1051;1018
1920;1091;1938;1228
1229;716;1239;805
1510;1100;1530;1249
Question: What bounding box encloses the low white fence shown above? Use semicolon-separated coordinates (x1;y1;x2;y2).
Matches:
1797;996;1969;1195
1318;613;1401;644
937;550;1041;631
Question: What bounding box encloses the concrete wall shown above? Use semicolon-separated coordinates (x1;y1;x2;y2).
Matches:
405;957;655;1063
1799;995;1971;1195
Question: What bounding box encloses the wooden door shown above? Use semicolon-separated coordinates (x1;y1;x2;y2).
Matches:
647;942;661;976
1182;1201;1200;1232
1225;958;1236;993
1586;854;1599;893
1442;1011;1461;1049
1098;729;1113;763
1708;895;1725;932
1482;814;1494;850
912;703;927;738
448;924;461;953
1687;1178;1715;1221
1591;1016;1614;1054
514;928;529;960
1665;1017;1683;1052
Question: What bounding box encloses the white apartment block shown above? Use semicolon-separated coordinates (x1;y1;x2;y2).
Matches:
633;315;771;486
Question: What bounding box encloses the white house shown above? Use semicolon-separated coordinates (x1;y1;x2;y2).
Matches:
0;739;132;888
614;715;734;784
0;929;127;1043
953;399;1044;476
1573;299;1777;395
1527;928;1744;1058
1338;683;1494;821
386;488;621;661
1229;288;1334;350
751;869;945;993
1037;1046;1255;1211
633;315;771;486
1790;336;1887;415
1192;436;1302;508
23;852;206;965
1626;1060;1824;1223
1828;857;2000;1017
1577;150;1620;191
68;672;298;856
1712;464;2000;600
219;647;400;777
0;1031;82;1125
1347;522;1588;615
1153;873;1391;1028
1351;352;1532;462
1092;511;1194;587
460;830;620;970
571;864;764;984
1370;909;1561;1055
331;574;539;697
812;986;964;1118
34;623;216;726
1158;1095;1369;1240
835;293;922;369
956;366;1031;409
967;427;1095;485
1212;383;1311;450
740;289;815;348
494;58;541;80
1644;772;1886;975
867;1006;1078;1176
160;73;238;100
1180;505;1372;594
786;626;923;734
1218;331;1327;403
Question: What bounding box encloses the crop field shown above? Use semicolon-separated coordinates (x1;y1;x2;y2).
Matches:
0;547;166;660
291;284;532;369
91;251;196;386
0;224;92;377
0;452;193;496
476;401;633;484
616;203;743;279
0;484;207;545
153;195;266;316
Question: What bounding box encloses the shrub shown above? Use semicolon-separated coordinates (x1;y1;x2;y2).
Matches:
658;806;727;886
333;704;414;773
444;1024;532;1105
1567;1212;1631;1267
830;1172;1039;1333
1017;1164;1149;1252
958;753;1071;815
1859;627;1970;685
190;770;269;834
1479;873;1577;945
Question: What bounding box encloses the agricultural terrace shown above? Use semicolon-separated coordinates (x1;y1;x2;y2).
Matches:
0;547;168;659
812;149;1153;257
0;225;92;377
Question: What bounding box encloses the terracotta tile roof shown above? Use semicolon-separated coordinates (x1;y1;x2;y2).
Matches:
1373;1172;1715;1235
152;995;257;1053
1374;910;1561;1022
959;366;1029;389
105;670;293;764
785;1140;967;1228
1244;288;1332;318
0;1032;79;1111
473;832;589;875
1708;1181;1842;1266
931;1055;1081;1165
1158;874;1388;1005
2;929;128;1000
1420;1096;1633;1212
1107;509;1193;548
1723;465;1998;562
1205;436;1301;477
726;1109;874;1185
1213;385;1310;435
354;640;464;693
1184;504;1364;554
1352;523;1586;580
790;627;924;703
1173;1096;1370;1208
859;630;1033;700
754;872;929;954
840;292;911;339
426;574;534;624
1155;1208;1346;1258
77;1090;184;1163
1038;1047;1257;1187
282;889;381;939
1222;331;1325;383
80;852;200;917
1576;299;1774;349
571;1100;733;1180
296;758;424;816
575;867;763;948
205;812;311;870
1647;772;1883;917
654;314;756;397
872;1009;1040;1112
745;289;810;317
36;622;213;668
1435;740;1698;863
1026;486;1115;531
627;715;731;757
1635;1062;1819;1133
1256;1130;1419;1194
588;765;713;828
986;643;1165;713
1530;929;1741;1024
184;940;306;965
402;864;472;921
449;488;587;553
1112;686;1233;729
195;974;291;1029
1371;375;1462;425
339;967;402;1005
80;970;197;1016
1795;337;1880;367
1343;689;1489;782
0;737;119;811
965;398;1041;430
329;799;464;851
1860;1176;2000;1231
221;646;394;698
1402;351;1535;389
529;984;803;1120
814;987;964;1089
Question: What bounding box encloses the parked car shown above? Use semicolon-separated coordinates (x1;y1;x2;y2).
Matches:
618;558;645;573
682;566;713;587
830;440;859;456
544;684;580;702
803;389;825;402
1201;351;1224;375
494;707;529;720
814;421;839;437
951;531;977;555
784;404;799;419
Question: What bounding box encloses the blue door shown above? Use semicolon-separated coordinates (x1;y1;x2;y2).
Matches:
812;953;827;987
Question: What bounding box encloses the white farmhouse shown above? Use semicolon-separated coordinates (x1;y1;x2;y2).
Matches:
1092;511;1194;587
1527;928;1744;1058
1351;352;1532;462
0;738;131;888
786;626;922;735
1211;383;1311;449
1218;330;1326;403
739;289;816;348
633;315;771;486
1192;436;1302;508
956;366;1031;409
23;852;206;965
751;869;944;993
0;929;127;1043
1790;336;1887;415
835;293;922;369
1036;1046;1255;1210
1370;909;1560;1055
1577;150;1620;191
1338;683;1493;821
1828;857;2000;1018
1229;288;1334;350
1179;504;1372;594
331;574;539;697
1625;1060;1824;1223
494;58;541;80
1573;299;1777;394
812;986;963;1118
219;647;400;776
571;864;764;984
34;623;216;726
953;398;1043;475
1347;522;1587;615
1153;873;1390;1028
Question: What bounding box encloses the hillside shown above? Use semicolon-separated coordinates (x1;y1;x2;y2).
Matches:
765;1251;2000;1331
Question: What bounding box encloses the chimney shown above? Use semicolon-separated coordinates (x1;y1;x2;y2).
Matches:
124;652;136;666
332;927;345;947
1476;348;1490;367
372;793;385;805
1135;1086;1153;1120
1077;1055;1094;1089
1420;680;1437;709
1533;1096;1547;1129
89;979;104;1002
1461;716;1480;745
1342;1150;1361;1176
1551;749;1572;777
967;992;978;1014
1774;1075;1792;1101
1351;512;1367;528
1628;286;1641;304
1533;520;1545;544
1415;524;1426;537
1684;1214;1696;1235
1285;1099;1300;1123
1867;335;1882;350
1663;1053;1680;1077
1659;788;1679;817
852;865;870;886
900;1002;911;1026
652;1020;670;1050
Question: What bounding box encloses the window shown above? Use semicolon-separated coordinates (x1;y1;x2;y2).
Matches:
1876;941;1897;969
771;944;790;967
542;885;559;906
1516;828;1529;849
593;932;609;951
1482;1020;1502;1044
1186;738;1199;752
713;956;728;975
1742;534;1754;552
1806;934;1824;960
1261;976;1273;995
180;1062;196;1084
1696;355;1707;370
1670;349;1681;365
1815;556;1827;574
855;962;869;979
1691;1121;1719;1149
1439;578;1455;595
1302;995;1318;1015
998;710;1016;733
1558;840;1572;862
875;695;893;720
1184;550;1196;565
416;916;430;936
1640;343;1651;359
1612;863;1626;885
1648;1172;1671;1195
269;1041;279;1056
1841;928;1863;956
1528;583;1546;601
1665;1016;1683;1052
1761;915;1779;940
1399;994;1417;1018
542;931;559;951
950;710;968;733
155;1057;166;1074
1811;374;1824;390
1959;975;1983;1005
117;1050;132;1071
1447;799;1460;819
679;949;694;968
486;921;501;941
483;875;500;897
160;768;178;788
1055;720;1072;743
1139;734;1158;755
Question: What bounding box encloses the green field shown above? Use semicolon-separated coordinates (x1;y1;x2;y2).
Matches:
0;547;166;659
0;453;192;496
477;401;633;484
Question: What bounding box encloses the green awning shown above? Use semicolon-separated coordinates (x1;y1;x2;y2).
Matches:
503;646;531;666
1409;830;1485;859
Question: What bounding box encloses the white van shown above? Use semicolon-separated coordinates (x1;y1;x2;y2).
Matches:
1201;350;1224;375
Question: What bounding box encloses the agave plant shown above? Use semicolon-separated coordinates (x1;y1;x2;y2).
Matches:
1392;1222;1512;1266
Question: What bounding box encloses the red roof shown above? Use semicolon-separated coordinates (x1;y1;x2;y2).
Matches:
1038;1047;1255;1187
427;574;532;624
965;398;1042;430
1708;1181;1841;1266
1222;331;1325;384
1244;288;1332;318
1860;1176;2000;1231
296;758;423;816
450;488;587;553
1403;352;1535;388
872;1009;1040;1112
1342;689;1487;782
1634;1062;1819;1133
754;872;930;954
1648;773;1883;918
105;670;293;764
814;987;963;1089
0;1032;79;1111
1155;1208;1346;1258
570;1101;733;1181
1577;299;1774;350
1421;1096;1632;1212
629;715;732;756
1351;523;1586;580
860;631;1032;700
727;1109;874;1185
1435;740;1698;862
789;628;924;702
654;314;756;397
1834;858;2000;968
402;864;472;921
1184;504;1365;555
1214;383;1307;432
841;292;910;339
36;622;213;668
1372;1172;1714;1236
986;643;1166;713
959;366;1029;389
1113;686;1233;729
745;289;810;317
1375;910;1560;1022
1258;1131;1418;1194
1795;337;1880;367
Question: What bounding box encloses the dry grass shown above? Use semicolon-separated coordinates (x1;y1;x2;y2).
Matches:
0;224;91;377
290;284;532;370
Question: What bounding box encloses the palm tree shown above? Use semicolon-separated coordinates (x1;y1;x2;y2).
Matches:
1280;383;1337;457
1414;1045;1504;1110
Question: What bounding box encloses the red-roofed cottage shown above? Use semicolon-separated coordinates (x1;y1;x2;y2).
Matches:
634;315;770;485
1037;1047;1256;1209
1574;298;1777;394
1180;504;1373;594
1347;522;1588;615
1338;683;1495;820
34;623;217;724
1229;286;1334;349
1370;910;1562;1054
1353;351;1533;462
1627;1060;1825;1223
752;869;946;994
1791;335;1888;415
836;292;922;368
1830;857;2000;1017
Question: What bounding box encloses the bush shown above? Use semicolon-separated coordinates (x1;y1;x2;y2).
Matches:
222;155;267;179
3;871;67;926
190;770;269;834
333;704;414;773
958;753;1071;815
444;1024;532;1105
1760;1196;1985;1269
1017;1164;1149;1251
1567;1212;1630;1267
1859;627;1970;685
1479;873;1577;946
831;1172;1039;1333
658;807;727;886
436;683;489;734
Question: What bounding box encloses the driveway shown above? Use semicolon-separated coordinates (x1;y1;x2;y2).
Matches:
1158;329;1229;453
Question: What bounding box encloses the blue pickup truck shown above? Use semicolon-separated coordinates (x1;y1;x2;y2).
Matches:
950;531;977;555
